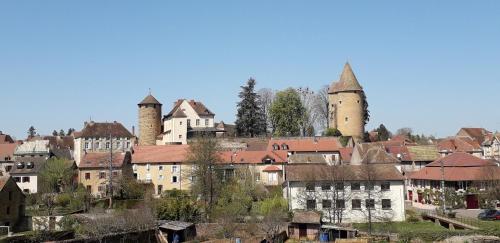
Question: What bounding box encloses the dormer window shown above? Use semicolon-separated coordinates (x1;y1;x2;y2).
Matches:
281;143;289;150
272;144;280;150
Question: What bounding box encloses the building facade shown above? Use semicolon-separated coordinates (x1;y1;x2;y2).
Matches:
328;63;366;140
0;176;25;229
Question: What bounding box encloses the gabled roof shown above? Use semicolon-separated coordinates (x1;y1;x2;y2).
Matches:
286;164;404;182
437;137;481;152
267;137;341;152
0;143;17;161
457;127;491;144
329;62;363;94
138;94;162;105
75;121;134;138
360;146;400;164
218;150;288;164
79;152;126;168
132;145;189;163
0;133;15;144
171;109;187;118
426;152;496;167
165;99;215;119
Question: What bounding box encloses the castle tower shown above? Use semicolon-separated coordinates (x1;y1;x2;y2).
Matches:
138;94;162;145
328;62;367;139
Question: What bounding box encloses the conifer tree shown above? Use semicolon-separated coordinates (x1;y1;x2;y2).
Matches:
235;78;267;137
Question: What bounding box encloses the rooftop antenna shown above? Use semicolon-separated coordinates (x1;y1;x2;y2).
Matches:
148;88;151;95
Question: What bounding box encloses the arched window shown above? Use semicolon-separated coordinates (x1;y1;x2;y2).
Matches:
281;143;289;150
272;144;280;150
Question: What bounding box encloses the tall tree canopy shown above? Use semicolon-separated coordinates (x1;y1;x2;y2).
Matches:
269;88;306;136
375;124;391;141
28;126;37;138
235;78;267;137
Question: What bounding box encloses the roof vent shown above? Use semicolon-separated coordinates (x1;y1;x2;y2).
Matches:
26;162;34;169
16;162;25;169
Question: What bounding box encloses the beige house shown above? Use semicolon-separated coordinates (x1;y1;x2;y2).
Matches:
132;145;192;195
0;175;25;229
157;99;221;145
73;121;135;166
482;134;500;160
77;152;131;197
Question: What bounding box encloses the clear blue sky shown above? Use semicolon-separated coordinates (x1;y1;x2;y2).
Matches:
1;1;499;139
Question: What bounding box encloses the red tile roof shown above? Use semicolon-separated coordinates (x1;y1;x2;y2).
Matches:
263;165;282;172
0;143;17;161
79;152;126;168
267;137;341;152
218;150;288;164
426;152;495;167
409;166;500;181
457;128;491;144
165;99;215;119
132;145;189;163
438;137;481;152
339;147;353;163
0;133;15;144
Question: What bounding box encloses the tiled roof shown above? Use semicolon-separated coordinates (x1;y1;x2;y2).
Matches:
138;94;162;105
171;109;187;118
457;127;491;144
79;152;126;168
360;147;400;164
132;145;189;163
0;176;9;191
0;143;17;161
14;140;50;155
0;133;15;144
339;147;353;163
288;154;327;164
409;166;500;181
263;165;282;172
286;164;405;182
165;99;215;119
10;160;46;174
328;62;363;93
406;145;440;161
426;152;495;167
41;136;75;150
218;150;288;164
437;137;481;152
75;121;133;138
268;137;341;152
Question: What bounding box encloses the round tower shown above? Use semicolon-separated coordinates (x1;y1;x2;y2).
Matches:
138;94;162;146
328;62;367;139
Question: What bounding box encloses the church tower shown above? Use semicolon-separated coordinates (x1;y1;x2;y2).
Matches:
328;62;367;139
138;94;162;145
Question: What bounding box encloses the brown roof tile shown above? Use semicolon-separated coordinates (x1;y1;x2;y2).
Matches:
0;143;17;161
79;152;126;168
132;145;189;163
268;137;341;152
138;94;162;105
426;152;495;167
328;62;363;93
218;150;288;164
75;121;133;138
286;164;404;182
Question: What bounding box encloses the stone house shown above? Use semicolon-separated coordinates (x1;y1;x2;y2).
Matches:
77;152;131;197
0;175;25;229
267;137;344;165
131;145;191;196
73;121;135;166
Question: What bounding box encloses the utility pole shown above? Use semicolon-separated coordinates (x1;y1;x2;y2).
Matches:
108;133;113;209
440;158;446;213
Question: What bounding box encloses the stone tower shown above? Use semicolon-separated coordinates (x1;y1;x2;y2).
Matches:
328;62;366;139
138;94;162;145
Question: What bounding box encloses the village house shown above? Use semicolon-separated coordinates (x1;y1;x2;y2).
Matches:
267;137;345;165
386;145;440;173
218;149;288;186
9;140;51;194
73;121;135;166
283;164;406;224
408;152;500;209
0;143;17;175
157;99;225;145
131;145;190;195
0;175;25;229
77;152;131;197
482;133;500;161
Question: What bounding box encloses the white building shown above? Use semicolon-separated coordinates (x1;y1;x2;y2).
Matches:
482;134;500;161
73;121;135;166
284;164;406;224
157;99;220;145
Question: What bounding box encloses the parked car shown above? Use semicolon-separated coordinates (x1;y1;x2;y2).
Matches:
477;209;500;220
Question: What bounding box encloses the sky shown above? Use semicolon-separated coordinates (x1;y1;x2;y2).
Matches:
1;1;499;139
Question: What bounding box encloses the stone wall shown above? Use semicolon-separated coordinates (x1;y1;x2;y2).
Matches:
138;104;162;146
329;91;365;139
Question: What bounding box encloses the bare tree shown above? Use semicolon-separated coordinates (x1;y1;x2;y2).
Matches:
313;85;330;132
296;87;316;136
257;88;275;134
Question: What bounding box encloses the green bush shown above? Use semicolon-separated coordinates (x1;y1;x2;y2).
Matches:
324;128;342;137
55;193;72;207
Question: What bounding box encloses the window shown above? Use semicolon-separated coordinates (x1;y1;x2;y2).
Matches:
95;142;100;149
322;200;332;209
112;171;118;177
306;183;315;191
205;119;209;126
86;185;92;192
172;176;178;183
126;142;130;148
365;182;374;191
345;117;349;122
22;177;30;183
85;173;90;180
99;172;106;179
179;135;182;139
173;165;179;173
23;189;29;193
336;199;345;209
8;191;12;201
381;181;391;191
255;173;260;182
321;183;331;191
351;182;360;191
106;142;110;149
116;142;121;148
180;121;183;125
196;119;200;126
268;172;278;182
159;165;163;171
365;199;375;209
272;144;280;150
187;119;191;126
339;100;342;104
306;200;316;210
281;144;288;150
6;206;10;215
85;142;90;149
382;199;391;210
13;177;20;182
335;182;344;190
147;164;150;171
352;199;361;209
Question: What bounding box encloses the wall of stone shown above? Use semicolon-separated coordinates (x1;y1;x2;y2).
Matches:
329;91;365;139
138;104;162;146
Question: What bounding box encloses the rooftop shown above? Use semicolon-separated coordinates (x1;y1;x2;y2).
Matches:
75;121;134;139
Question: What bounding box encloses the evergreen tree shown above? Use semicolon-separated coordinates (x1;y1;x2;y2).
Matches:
28;126;37;138
269;88;306;136
235;78;267;137
52;130;58;136
67;128;75;136
59;129;66;136
375;124;391;141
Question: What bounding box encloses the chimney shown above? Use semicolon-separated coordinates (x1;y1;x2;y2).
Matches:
132;126;135;136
